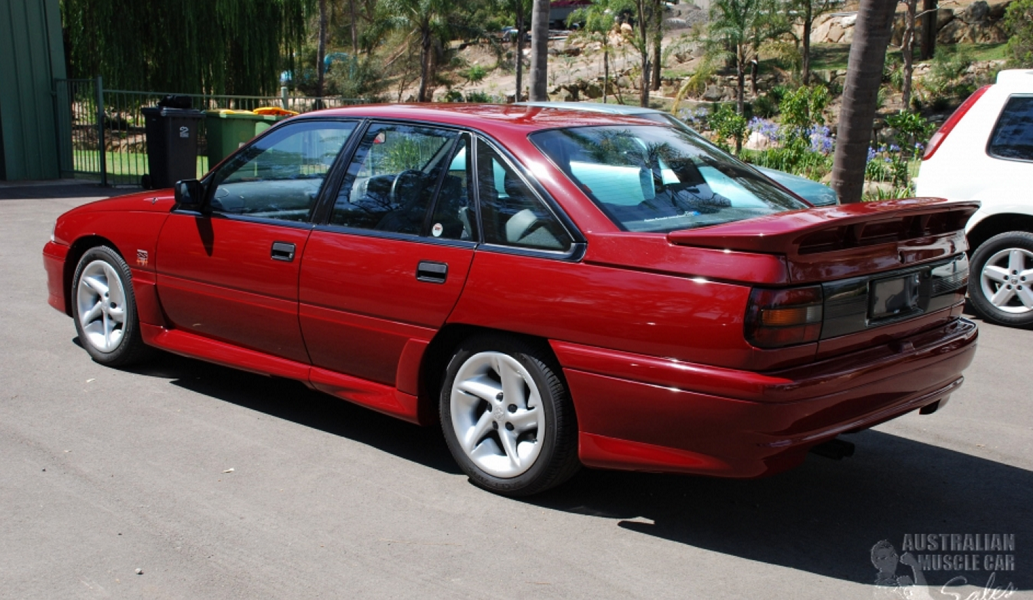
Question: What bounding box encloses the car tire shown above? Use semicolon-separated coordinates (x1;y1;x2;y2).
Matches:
969;231;1033;328
440;335;580;496
71;246;153;366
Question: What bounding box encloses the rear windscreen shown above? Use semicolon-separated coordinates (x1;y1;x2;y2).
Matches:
530;125;807;233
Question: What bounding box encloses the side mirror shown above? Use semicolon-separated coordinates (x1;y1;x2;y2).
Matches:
174;179;206;210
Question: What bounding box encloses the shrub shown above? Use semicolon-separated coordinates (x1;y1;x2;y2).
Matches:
463;64;489;83
1004;0;1033;67
708;103;748;153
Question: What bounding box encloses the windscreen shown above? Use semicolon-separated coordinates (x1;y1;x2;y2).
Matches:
530;125;807;233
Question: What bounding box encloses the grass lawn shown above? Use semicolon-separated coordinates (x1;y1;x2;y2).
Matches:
73;151;209;185
964;42;1008;62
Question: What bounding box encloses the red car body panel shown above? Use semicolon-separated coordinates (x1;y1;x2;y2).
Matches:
45;194;175;316
155;214;312;363
43;240;69;313
447;250;818;372
561;318;975;476
42;104;980;479
299;231;474;386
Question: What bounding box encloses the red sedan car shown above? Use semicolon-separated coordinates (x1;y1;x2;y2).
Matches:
43;105;978;496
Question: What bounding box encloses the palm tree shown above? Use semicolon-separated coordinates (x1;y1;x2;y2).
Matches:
707;0;784;114
510;0;532;101
570;0;631;103
381;0;480;102
787;0;837;84
529;0;550;100
830;0;898;203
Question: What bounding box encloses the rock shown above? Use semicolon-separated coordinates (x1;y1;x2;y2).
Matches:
989;1;1009;20
937;19;965;44
864;181;897;196
958;0;989;24
702;85;724;102
935;8;954;30
841;24;855;45
583;83;603;99
745;131;774;150
840;13;858;26
974;23;1007;43
810;18;834;43
827;23;845;43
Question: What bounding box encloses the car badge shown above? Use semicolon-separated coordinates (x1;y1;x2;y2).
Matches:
137;250;149;266
432;223;444;238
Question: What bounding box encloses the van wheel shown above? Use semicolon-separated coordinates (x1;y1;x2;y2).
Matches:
970;231;1033;328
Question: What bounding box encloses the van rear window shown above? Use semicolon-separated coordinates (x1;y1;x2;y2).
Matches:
988;96;1033;161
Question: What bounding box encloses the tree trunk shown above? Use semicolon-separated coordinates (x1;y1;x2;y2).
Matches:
650;0;663;91
603;45;609;103
902;0;917;109
830;0;898;204
418;27;433;102
529;0;550;101
316;0;328;102
349;0;358;56
515;1;525;102
802;2;813;84
637;0;650;106
920;0;936;59
736;47;745;115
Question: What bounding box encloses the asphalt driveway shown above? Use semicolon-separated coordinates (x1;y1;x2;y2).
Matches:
1;182;1030;599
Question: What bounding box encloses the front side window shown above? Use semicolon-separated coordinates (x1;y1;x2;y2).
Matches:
331;123;459;234
988;95;1033;161
530;125;807;233
209;120;356;221
476;139;572;251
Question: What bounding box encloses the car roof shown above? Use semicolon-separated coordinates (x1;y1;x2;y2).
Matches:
515;101;664;116
295;103;663;133
995;69;1033;90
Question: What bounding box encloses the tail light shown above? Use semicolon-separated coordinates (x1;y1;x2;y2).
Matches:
745;286;824;348
922;85;991;161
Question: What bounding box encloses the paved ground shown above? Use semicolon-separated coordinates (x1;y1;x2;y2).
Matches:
1;183;1031;599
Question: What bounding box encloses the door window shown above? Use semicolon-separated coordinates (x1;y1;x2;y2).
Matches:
331;123;460;234
989;96;1033;161
209;120;356;221
475;139;572;251
428;134;476;241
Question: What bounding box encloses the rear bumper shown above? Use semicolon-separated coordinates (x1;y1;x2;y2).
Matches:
43;241;69;315
552;318;978;477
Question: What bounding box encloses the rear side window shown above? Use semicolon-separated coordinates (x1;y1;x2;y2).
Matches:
475;139;572;251
988;96;1033;161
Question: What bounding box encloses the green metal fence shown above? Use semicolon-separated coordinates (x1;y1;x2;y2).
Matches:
54;77;367;186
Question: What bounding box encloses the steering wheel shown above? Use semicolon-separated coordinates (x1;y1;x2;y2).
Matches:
389;170;425;207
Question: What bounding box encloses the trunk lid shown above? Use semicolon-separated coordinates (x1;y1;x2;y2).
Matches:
667;198;978;283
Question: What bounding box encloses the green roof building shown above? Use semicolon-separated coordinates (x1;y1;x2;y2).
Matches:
0;0;66;181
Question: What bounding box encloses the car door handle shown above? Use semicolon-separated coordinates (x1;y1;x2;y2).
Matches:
271;241;296;262
416;260;448;284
